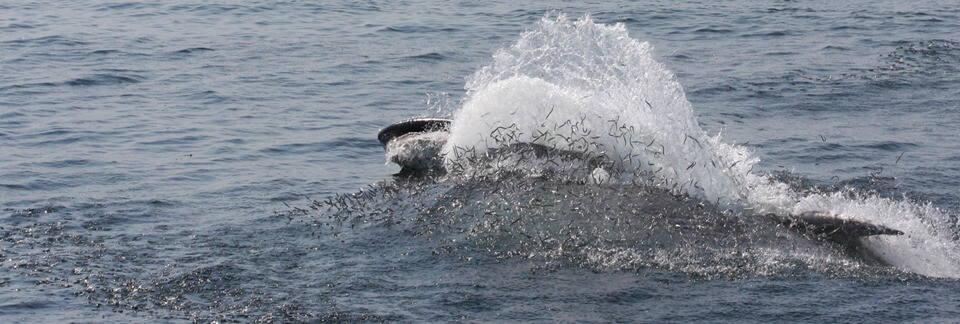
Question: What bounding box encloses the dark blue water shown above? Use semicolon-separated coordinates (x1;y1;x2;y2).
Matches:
2;1;960;322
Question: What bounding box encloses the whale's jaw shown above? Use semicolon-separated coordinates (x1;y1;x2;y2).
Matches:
770;211;904;241
384;131;448;174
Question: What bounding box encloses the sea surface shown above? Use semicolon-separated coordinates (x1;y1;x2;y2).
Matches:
2;1;960;322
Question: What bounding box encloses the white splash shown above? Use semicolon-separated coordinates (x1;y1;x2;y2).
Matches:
442;14;756;207
439;14;960;278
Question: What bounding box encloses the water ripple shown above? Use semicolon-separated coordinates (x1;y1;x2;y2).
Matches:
64;74;144;87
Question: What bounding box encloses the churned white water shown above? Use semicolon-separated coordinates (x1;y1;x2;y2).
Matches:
441;14;960;278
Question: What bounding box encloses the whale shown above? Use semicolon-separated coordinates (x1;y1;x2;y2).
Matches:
377;117;904;241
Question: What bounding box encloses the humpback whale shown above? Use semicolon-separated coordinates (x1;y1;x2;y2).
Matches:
377;118;904;241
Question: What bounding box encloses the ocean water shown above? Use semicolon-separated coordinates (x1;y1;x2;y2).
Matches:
2;1;960;322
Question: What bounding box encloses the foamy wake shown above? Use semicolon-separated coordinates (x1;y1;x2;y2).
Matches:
437;14;960;278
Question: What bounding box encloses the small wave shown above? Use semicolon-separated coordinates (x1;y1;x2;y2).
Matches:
742;30;794;38
692;84;740;95
64;74;144;87
857;141;918;152
93;2;162;11
406;52;445;61
35;159;95;168
320;80;355;86
174;47;215;54
0;82;57;92
380;25;461;34
138;135;213;146
393;79;432;85
821;45;850;51
764;51;798;56
669;52;693;60
188;90;232;104
829;25;865;31
0;23;37;30
168;3;247;15
3;35;88;46
0;179;75;191
694;27;733;34
89;49;122;55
